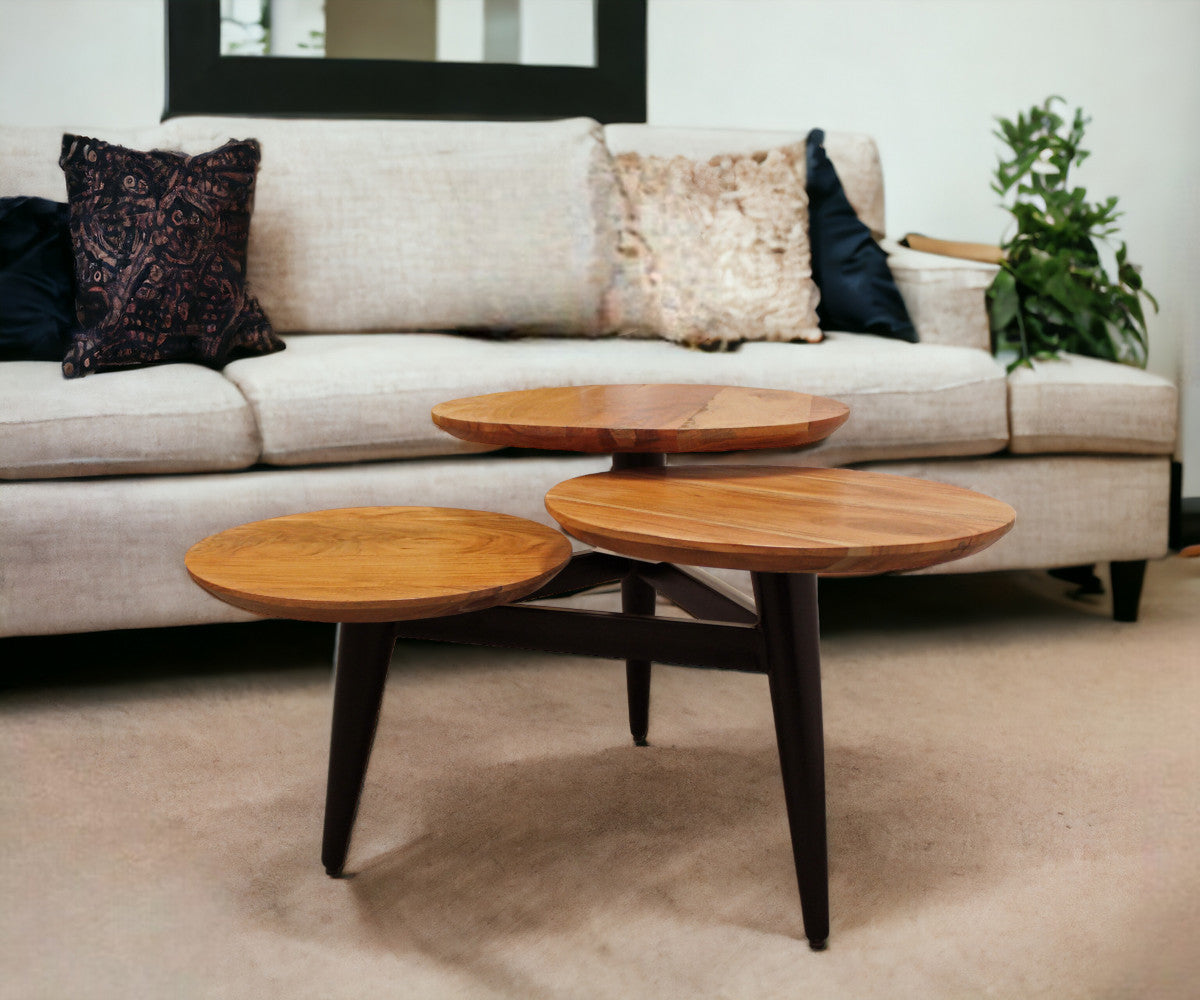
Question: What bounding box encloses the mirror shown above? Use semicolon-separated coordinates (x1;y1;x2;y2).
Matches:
165;0;645;122
220;0;597;67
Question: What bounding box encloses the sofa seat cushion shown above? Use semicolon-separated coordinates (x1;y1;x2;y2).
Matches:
225;331;1008;467
221;334;508;466
1007;353;1178;455
0;361;261;479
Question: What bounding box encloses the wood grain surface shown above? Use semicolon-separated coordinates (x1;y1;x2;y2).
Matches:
431;383;850;453
545;466;1016;575
186;507;572;623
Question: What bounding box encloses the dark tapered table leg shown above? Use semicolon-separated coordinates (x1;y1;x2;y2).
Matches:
622;571;656;745
612;452;666;747
322;621;396;877
752;571;829;950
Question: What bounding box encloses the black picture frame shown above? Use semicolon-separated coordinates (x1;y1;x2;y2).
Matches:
163;0;646;123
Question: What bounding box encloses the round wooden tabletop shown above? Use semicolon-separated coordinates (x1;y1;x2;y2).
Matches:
545;466;1016;575
431;383;850;454
185;507;572;623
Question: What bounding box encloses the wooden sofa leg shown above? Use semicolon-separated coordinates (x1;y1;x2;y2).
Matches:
1110;560;1147;623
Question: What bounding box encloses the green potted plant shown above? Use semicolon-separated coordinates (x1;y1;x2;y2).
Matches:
986;96;1156;371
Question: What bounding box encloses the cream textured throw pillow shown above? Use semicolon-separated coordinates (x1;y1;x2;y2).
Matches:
603;144;822;348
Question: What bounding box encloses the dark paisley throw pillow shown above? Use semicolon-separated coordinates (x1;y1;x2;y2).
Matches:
58;134;284;378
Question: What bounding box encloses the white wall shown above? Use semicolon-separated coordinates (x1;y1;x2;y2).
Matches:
0;0;164;129
2;0;1197;489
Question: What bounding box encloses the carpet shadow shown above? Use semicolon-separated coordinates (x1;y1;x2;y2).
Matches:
339;735;1009;961
817;569;1111;638
0;618;335;692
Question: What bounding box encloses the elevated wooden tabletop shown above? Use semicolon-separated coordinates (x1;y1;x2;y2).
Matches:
186;507;572;623
545;466;1016;576
431;383;850;454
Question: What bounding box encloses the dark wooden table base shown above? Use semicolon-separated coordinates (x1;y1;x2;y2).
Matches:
322;384;1017;950
322;550;832;950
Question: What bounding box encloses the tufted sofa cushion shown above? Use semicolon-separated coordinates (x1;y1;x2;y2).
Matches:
0;361;260;479
1007;353;1178;455
221;331;1008;468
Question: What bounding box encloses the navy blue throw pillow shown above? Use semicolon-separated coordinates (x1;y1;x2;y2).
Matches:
805;129;917;342
0;196;79;361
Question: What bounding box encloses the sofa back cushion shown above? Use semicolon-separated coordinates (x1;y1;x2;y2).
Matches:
603;125;886;239
0;126;161;202
153;116;621;336
2;119;890;345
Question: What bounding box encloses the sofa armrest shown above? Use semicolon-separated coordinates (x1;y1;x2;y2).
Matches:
897;233;1004;264
881;238;999;352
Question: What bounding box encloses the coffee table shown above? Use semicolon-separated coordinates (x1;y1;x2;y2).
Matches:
186;384;1015;950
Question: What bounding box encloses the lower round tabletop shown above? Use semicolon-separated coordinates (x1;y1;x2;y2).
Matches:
185;506;573;623
544;464;1017;576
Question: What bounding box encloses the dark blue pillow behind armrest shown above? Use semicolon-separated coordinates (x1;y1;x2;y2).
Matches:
0;196;79;361
806;129;917;343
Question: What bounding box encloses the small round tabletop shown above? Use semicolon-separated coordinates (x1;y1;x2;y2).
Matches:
545;466;1016;576
431;383;850;454
185;507;572;623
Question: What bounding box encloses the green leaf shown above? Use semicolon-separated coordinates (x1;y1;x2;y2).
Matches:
988;269;1020;332
988;95;1156;370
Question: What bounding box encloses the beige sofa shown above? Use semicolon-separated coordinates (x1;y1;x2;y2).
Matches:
0;117;1178;638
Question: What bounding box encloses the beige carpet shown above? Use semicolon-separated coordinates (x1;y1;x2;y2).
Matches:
1;558;1197;999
